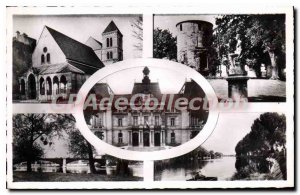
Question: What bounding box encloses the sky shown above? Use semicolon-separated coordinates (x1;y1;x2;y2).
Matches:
202;112;262;155
43;112;263;158
13;14;142;59
154;14;218;38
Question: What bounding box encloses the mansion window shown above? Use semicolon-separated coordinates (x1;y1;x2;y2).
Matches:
179;24;182;31
144;116;149;126
110;51;113;59
155;116;159;126
170;118;175;126
118;132;123;144
171;132;176;144
133;116;138;126
118;118;123;127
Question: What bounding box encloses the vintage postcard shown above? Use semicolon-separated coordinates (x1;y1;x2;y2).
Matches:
6;6;294;189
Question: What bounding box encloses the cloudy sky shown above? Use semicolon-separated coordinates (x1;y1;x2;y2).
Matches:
13;14;142;59
154;14;217;38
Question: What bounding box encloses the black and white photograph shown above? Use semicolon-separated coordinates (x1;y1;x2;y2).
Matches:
154;112;287;181
84;66;208;151
12;114;143;182
12;14;143;103
5;6;294;190
154;14;286;102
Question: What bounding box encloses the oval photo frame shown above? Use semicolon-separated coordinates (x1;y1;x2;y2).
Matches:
73;58;219;161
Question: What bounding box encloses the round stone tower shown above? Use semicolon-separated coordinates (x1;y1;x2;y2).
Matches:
176;20;213;74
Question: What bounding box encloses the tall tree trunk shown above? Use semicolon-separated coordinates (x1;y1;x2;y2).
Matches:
87;142;96;174
268;50;279;80
26;159;32;172
116;159;130;176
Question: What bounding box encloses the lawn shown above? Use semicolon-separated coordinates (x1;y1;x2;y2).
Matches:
13;171;143;182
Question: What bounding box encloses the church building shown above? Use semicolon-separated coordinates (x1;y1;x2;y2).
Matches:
17;21;123;102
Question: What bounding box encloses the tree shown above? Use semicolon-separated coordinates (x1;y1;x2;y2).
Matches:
68;129;97;174
153;28;177;60
131;16;143;52
215;14;285;79
13;114;73;172
234;112;286;179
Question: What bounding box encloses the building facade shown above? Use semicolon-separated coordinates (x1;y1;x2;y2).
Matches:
176;20;213;75
88;67;208;151
17;21;123;102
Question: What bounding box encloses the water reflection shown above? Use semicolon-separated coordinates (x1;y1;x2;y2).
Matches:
155;157;236;181
14;161;143;178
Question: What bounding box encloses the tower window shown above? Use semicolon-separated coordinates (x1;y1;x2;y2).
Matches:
41;54;45;64
110;37;113;47
46;53;50;63
180;24;182;31
106;38;109;47
110;51;113;59
107;52;110;59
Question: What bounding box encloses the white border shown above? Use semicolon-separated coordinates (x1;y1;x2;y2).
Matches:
5;5;294;189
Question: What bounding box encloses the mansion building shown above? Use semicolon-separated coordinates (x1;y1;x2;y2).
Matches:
88;67;209;150
16;21;123;102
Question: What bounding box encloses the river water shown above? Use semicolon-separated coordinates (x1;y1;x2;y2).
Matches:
155;157;236;181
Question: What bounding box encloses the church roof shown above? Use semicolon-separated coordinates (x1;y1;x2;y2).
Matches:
103;21;122;35
34;62;85;75
45;26;104;69
85;36;102;50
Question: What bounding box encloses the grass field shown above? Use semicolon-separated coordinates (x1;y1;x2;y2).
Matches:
13;171;143;182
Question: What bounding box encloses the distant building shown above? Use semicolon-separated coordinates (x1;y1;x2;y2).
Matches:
88;67;208;151
17;21;123;102
176;20;213;75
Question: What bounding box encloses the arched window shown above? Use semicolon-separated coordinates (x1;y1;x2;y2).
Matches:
20;79;25;95
110;37;113;47
46;53;50;63
106;38;109;47
110;51;113;59
171;132;175;144
53;76;59;95
118;132;123;143
46;77;52;95
41;54;45;64
107;52;110;59
39;77;45;95
60;75;67;93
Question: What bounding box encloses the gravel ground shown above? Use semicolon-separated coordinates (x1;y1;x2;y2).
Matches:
208;79;286;102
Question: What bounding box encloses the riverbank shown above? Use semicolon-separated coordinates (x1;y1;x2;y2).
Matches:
13;171;143;182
